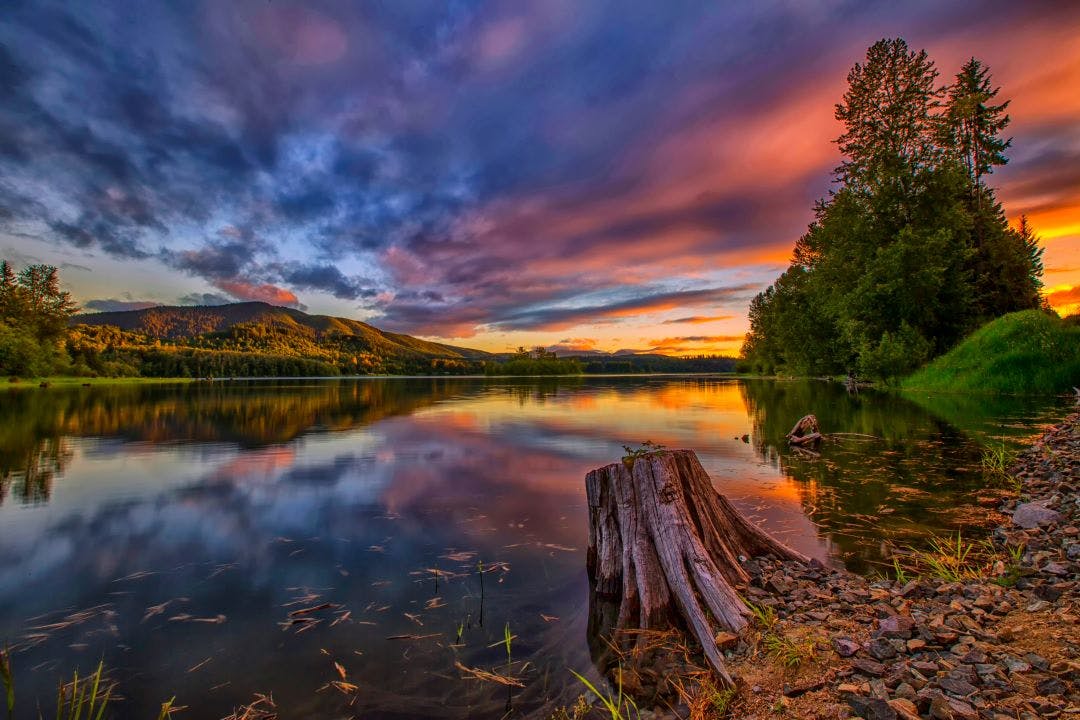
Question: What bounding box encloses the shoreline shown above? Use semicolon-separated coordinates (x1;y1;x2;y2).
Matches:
580;410;1079;720
735;411;1077;718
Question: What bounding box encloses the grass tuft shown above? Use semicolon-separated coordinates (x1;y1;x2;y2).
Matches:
55;661;114;720
568;666;639;720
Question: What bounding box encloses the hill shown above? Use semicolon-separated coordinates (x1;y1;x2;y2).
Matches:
68;302;492;377
74;302;490;360
902;310;1080;394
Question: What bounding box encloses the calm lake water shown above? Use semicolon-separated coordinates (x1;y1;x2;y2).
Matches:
0;377;1068;718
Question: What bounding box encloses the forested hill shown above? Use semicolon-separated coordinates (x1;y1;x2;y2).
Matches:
73;302;492;360
60;301;494;376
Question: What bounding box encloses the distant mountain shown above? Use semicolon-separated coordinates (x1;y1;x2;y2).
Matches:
71;302;492;371
69;302;736;377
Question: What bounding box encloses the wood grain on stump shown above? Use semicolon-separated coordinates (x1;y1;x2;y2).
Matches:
585;449;808;686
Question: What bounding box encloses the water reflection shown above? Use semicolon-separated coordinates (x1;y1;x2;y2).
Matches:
0;378;1066;717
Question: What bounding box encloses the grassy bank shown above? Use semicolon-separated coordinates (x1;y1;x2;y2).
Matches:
902;309;1079;394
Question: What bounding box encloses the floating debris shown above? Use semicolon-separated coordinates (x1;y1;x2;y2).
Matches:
453;661;524;688
287;603;337;618
186;657;212;673
386;633;440;641
142;599;189;623
168;614;226;624
221;693;276;720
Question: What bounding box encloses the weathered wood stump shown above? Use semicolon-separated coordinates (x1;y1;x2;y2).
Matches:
786;413;821;446
585;449;808;686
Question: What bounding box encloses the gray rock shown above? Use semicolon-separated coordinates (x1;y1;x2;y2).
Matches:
1012;502;1063;529
852;658;887;677
1041;561;1069;576
833;637;860;657
876;615;915;639
1024;653;1050;671
1001;656;1031;674
938;677;978;697
1036;677;1067;696
847;695;897;720
1066;543;1080;561
868;637;897;660
930;693;978;720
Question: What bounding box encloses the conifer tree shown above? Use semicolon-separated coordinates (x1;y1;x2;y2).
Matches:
941;58;1011;192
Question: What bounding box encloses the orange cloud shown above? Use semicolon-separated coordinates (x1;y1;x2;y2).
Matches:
1047;285;1080;315
646;334;746;356
661;315;733;325
213;279;300;307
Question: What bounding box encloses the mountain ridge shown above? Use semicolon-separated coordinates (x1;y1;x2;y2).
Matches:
72;301;492;362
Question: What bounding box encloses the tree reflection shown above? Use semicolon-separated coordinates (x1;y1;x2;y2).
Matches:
738;379;1017;572
0;436;72;505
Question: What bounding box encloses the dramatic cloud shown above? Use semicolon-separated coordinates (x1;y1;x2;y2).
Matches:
1046;285;1080;314
82;299;160;313
0;1;1078;347
662;315;734;325
648;335;747;355
212;280;301;308
178;292;232;307
546;338;600;354
490;286;759;332
279;264;376;301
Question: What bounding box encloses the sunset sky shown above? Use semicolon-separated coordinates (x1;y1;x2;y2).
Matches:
1;1;1078;355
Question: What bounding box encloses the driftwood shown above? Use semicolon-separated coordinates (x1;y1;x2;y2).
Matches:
585;450;808;686
786;414;821;447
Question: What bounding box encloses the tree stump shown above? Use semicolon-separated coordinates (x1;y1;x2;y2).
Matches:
585;449;809;686
786;414;821;446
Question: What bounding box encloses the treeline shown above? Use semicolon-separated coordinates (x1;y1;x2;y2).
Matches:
65;323;478;378
742;39;1045;381
483;347;583;375
577;355;737;374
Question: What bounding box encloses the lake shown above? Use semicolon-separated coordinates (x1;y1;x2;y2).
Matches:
0;377;1068;718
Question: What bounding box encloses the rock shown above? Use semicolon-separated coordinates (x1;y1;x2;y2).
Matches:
714;631;738;650
959;649;987;664
876;615;915;639
852;658;887;677
938;677;978;697
1035;677;1067;696
1012;502;1063;529
1066;543;1080;561
888;698;921;720
930;693;978;720
868;638;897;660
1041;561;1070;577
847;695;897;720
834;637;860;657
767;574;791;594
1024;653;1050;671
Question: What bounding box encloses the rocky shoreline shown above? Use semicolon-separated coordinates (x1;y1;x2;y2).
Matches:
727;410;1080;720
585;411;1079;720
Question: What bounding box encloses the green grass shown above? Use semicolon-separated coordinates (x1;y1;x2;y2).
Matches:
56;661;114;720
568;667;639;720
981;436;1021;492
902;310;1080;394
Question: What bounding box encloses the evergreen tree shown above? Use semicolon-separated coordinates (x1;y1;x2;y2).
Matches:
941;58;1011;191
742;39;1044;380
834;38;942;197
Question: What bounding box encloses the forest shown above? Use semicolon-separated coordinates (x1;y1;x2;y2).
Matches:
741;41;1048;381
0;276;736;378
